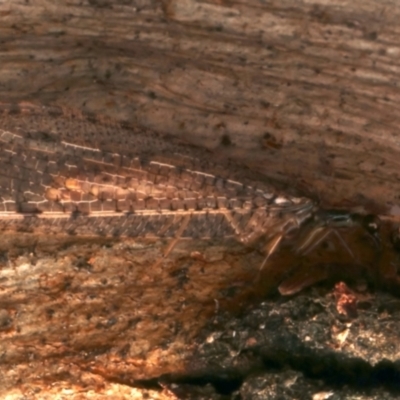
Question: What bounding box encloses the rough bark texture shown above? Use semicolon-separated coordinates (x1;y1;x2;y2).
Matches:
1;0;400;398
2;0;400;212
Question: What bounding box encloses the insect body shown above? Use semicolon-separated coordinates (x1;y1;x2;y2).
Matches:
269;209;389;295
0;102;317;248
0;102;399;296
294;210;381;258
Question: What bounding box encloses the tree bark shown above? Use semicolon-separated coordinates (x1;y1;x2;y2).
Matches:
2;0;400;211
1;1;400;398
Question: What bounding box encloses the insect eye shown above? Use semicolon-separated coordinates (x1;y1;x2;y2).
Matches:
362;214;380;234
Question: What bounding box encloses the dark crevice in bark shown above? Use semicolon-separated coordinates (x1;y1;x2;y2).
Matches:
118;351;400;396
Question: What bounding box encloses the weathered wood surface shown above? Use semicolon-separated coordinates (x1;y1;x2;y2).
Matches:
1;0;400;212
1;0;400;398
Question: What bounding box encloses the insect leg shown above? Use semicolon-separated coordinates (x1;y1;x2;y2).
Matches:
257;216;305;272
152;214;191;268
296;226;356;259
259;233;284;271
162;214;191;258
295;226;327;254
326;229;356;259
222;210;243;237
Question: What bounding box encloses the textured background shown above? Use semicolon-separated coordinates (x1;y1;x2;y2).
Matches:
1;1;400;399
1;0;400;212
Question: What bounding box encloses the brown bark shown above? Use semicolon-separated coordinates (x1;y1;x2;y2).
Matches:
1;0;400;398
2;0;400;211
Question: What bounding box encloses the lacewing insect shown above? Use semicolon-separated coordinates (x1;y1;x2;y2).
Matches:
1;101;399;296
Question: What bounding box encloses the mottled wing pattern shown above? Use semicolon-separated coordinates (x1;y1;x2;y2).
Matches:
0;102;314;240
